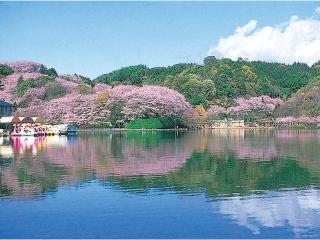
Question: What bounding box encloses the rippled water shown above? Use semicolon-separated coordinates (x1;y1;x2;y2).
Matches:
1;129;320;238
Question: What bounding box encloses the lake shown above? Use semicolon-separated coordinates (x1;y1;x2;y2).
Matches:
1;129;320;238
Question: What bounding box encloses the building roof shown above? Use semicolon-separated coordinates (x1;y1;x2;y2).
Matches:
18;117;34;123
32;117;44;124
0;100;14;107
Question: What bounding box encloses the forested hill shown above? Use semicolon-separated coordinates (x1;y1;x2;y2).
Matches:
94;57;320;107
1;58;320;127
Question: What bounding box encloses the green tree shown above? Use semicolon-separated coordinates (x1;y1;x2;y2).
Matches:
203;56;217;66
42;82;68;100
0;64;13;77
190;95;208;108
110;102;124;127
231;65;258;96
15;76;55;97
181;75;203;99
201;79;216;100
40;64;58;77
99;65;147;85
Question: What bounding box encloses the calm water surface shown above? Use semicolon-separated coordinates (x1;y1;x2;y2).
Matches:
1;129;320;238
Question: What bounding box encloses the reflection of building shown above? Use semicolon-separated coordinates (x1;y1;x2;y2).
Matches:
0;137;13;158
0;100;14;117
45;135;68;146
10;136;38;155
209;128;245;138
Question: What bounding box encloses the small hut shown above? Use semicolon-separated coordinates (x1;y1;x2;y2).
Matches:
32;117;44;125
18;117;34;124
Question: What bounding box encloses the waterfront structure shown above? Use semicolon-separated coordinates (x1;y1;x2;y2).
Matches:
0;115;76;136
199;119;245;129
198;119;280;129
0;116;20;130
0;100;14;118
0;116;44;125
0;116;20;124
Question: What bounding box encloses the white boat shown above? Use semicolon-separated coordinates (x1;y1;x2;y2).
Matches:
53;124;68;135
42;125;60;135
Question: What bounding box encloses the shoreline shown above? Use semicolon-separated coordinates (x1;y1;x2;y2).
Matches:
77;126;320;132
77;128;189;132
2;126;318;137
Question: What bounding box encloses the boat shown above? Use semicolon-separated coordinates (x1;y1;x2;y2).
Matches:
52;124;68;135
43;125;60;136
10;125;37;136
2;121;77;137
67;124;77;134
34;126;46;136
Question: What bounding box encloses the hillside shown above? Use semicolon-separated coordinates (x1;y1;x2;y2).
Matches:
0;61;193;127
94;57;319;108
0;58;320;127
275;77;320;118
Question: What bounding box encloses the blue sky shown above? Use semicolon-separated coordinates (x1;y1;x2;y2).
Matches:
0;2;319;78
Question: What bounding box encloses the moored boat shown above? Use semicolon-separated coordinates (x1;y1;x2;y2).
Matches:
67;124;77;134
53;124;68;135
43;125;60;136
10;125;37;136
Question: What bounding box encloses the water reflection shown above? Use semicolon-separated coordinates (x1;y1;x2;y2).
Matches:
1;129;320;237
1;129;320;197
0;131;196;198
218;189;320;238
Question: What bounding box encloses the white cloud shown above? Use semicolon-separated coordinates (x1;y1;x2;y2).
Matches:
235;20;257;35
209;9;320;66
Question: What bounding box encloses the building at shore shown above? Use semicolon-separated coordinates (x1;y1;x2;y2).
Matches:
198;119;245;129
0;100;14;118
